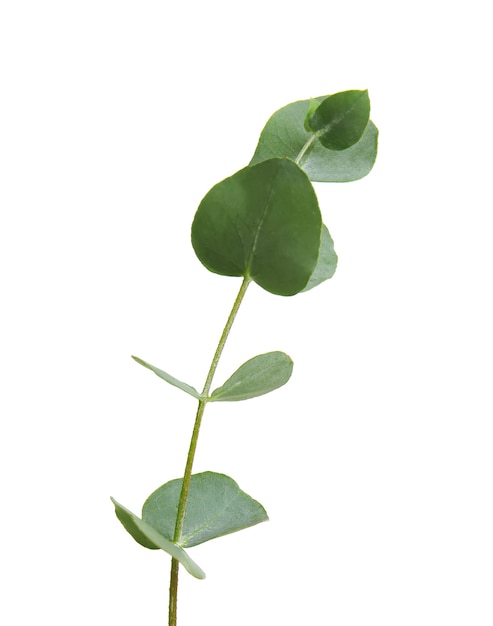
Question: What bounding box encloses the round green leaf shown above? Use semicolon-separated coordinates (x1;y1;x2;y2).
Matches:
191;158;322;296
210;351;293;402
142;472;268;548
249;96;378;182
308;90;370;150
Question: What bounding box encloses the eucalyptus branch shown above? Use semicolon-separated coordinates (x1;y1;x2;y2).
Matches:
111;89;378;626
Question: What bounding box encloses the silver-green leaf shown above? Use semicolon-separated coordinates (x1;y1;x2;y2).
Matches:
142;472;268;548
132;356;202;400
209;351;293;402
250;94;378;182
302;225;338;292
110;497;206;579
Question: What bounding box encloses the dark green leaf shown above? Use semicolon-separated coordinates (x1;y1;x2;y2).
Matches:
307;90;370;150
132;356;202;400
191;158;322;296
142;472;268;548
110;497;206;579
249;96;378;182
302;225;338;292
210;351;293;401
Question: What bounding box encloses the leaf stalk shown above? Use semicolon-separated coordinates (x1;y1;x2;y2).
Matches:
295;134;318;165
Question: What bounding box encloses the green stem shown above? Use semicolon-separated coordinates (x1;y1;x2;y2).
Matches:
168;276;251;626
168;558;179;626
295;133;318;166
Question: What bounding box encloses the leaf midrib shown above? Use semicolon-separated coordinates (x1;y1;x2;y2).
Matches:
244;162;281;278
179;491;242;547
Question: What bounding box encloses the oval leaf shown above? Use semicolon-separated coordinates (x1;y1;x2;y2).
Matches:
110;497;206;579
132;356;202;400
191;158;322;296
302;225;338;292
142;472;268;548
210;351;293;402
249;95;378;182
307;90;370;150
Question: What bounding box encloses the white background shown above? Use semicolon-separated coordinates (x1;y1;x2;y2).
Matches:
1;1;492;624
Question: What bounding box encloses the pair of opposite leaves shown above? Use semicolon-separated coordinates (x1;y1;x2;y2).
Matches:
112;90;378;579
192;89;376;297
112;352;293;580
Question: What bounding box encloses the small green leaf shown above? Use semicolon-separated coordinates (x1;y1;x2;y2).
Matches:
302;225;338;292
191;158;322;296
307;90;370;150
110;497;206;579
210;351;293;401
142;472;268;548
250;95;378;182
132;356;202;400
304;98;320;131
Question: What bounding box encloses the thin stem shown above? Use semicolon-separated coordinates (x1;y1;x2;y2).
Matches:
295;133;318;166
168;276;251;626
168;558;179;626
201;275;252;399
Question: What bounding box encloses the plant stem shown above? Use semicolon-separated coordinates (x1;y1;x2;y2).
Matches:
295;133;318;166
168;558;179;626
168;276;251;626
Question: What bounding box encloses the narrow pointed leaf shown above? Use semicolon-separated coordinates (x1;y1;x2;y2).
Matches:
132;356;202;400
110;497;206;579
112;496;159;550
307;90;370;150
191;158;322;296
250;95;378;182
142;472;268;548
302;225;338;292
210;351;293;402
